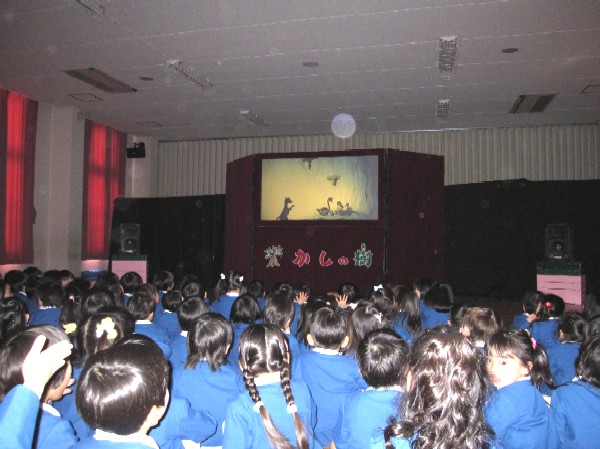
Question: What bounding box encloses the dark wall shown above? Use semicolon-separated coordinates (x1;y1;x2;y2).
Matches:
110;196;225;289
445;179;600;297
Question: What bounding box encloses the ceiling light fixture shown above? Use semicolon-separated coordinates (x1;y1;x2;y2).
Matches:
437;36;459;79
64;68;137;93
435;99;451;120
74;0;105;15
239;110;269;127
166;60;214;91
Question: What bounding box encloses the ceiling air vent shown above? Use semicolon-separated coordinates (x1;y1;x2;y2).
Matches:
510;94;556;113
64;68;137;93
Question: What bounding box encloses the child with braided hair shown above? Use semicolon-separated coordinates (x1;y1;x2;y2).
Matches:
222;323;317;449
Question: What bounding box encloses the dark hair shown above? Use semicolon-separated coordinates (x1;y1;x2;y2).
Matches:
413;278;435;299
585;316;600;341
127;293;156;320
135;283;158;300
369;284;395;317
177;298;209;331
357;329;409;388
3;270;28;293
293;282;311;299
81;290;115;321
398;287;421;334
0;325;71;401
238;324;309;449
263;293;295;329
558;312;586;342
486;328;555;389
521;291;545;315
153;270;175;292
384;331;492;449
181;281;204;300
76;335;169;435
583;293;600;319
213;270;246;301
92;281;125;309
296;296;335;345
247;280;267;299
36;281;66;307
120;271;143;294
0;298;27;342
461;307;503;343
338;282;360;304
230;294;261;324
271;282;295;301
162;290;183;312
423;283;454;313
349;304;389;352
449;303;471;329
77;311;134;363
94;272;120;286
24;276;42;300
539;294;565;319
23;266;43;280
577;334;600;387
60;296;82;335
186;313;232;371
309;307;348;350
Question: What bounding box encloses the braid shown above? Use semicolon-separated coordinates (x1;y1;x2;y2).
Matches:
280;359;309;449
242;368;261;403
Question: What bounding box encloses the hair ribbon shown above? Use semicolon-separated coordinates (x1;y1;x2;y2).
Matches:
374;284;383;292
530;336;537;350
63;322;77;335
252;400;264;413
239;275;244;282
286;403;298;414
220;273;226;280
544;301;553;308
96;317;118;340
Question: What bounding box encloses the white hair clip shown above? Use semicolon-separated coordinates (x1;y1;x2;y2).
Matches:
252;401;264;413
374;284;383;292
96;317;118;340
375;313;383;324
220;273;226;280
239;275;244;282
286;403;298;414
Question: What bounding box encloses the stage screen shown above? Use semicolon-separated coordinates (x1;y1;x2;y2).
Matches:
260;155;379;221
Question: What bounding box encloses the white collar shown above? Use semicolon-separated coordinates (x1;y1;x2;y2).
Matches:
164;310;173;314
312;347;341;356
254;371;281;386
226;292;240;298
366;385;403;392
180;330;188;337
474;340;486;348
42;402;61;417
94;430;159;449
39;306;58;310
136;320;152;325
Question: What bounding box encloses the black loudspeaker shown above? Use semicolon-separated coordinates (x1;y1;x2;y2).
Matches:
126;142;146;159
120;223;140;254
545;223;573;261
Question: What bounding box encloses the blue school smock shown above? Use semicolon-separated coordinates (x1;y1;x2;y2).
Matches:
149;396;217;449
293;348;368;446
286;332;302;365
394;314;418;345
290;302;301;336
546;341;581;386
0;385;40;449
14;291;39;314
370;433;502;449
53;365;93;439
35;403;78;449
155;310;181;340
551;379;600;449
333;388;403;449
151;292;166;323
512;313;530;330
210;293;239;320
485;378;556;449
134;320;172;358
228;322;252;369
222;379;317;449
29;307;61;327
168;332;188;370
69;430;158;448
171;361;244;446
419;302;449;329
530;318;560;349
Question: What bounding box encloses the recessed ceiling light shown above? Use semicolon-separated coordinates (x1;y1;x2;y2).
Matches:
302;61;319;68
502;47;519;54
139;76;154;81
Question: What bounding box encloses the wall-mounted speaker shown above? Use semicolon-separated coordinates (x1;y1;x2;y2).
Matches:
120;223;140;254
545;223;573;261
126;142;146;158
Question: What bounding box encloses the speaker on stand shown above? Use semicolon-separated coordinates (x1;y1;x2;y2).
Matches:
545;223;573;261
120;223;140;254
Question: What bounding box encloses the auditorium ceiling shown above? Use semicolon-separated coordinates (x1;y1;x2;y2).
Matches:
1;0;599;140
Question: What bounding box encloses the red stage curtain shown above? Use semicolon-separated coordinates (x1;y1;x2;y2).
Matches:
0;89;38;264
82;120;126;259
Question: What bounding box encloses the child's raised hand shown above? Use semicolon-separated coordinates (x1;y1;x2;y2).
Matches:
22;336;73;398
295;291;309;304
336;294;349;309
526;313;538;323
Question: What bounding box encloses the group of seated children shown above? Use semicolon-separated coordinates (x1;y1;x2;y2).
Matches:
1;267;600;449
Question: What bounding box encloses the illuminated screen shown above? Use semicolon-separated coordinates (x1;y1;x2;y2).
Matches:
261;155;379;221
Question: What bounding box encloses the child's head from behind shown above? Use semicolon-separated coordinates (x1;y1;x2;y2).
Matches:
308;307;348;351
349;304;389;349
540;294;565;318
78;311;134;362
521;290;544;315
460;307;502;344
357;329;409;389
153;270;175;292
577;334;600;387
127;293;156;320
558;312;586;342
0;325;71;402
486;328;553;389
263;293;295;330
36;281;65;307
186;312;232;371
162;289;183;313
76;335;169;436
120;271;142;294
0;298;28;341
423;283;454;313
230;294;261;324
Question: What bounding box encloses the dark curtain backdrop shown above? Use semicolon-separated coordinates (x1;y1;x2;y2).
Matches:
109;196;225;289
445;179;600;297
